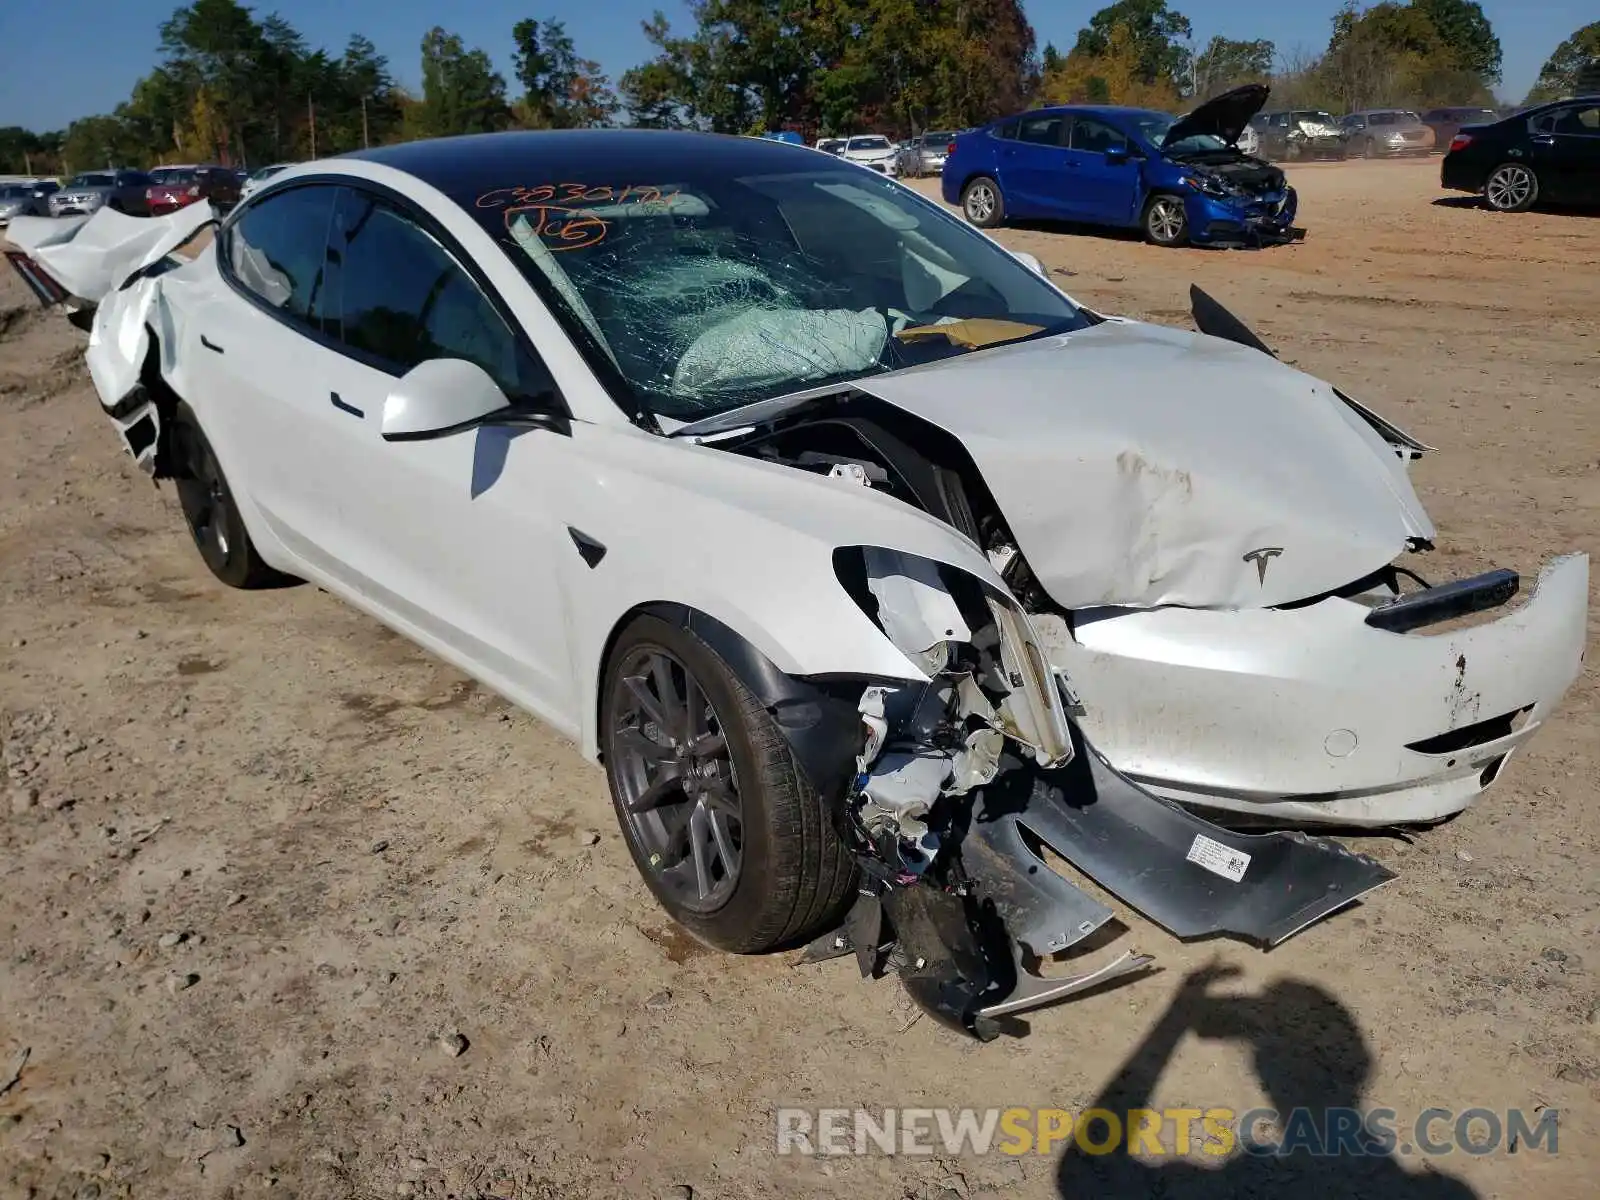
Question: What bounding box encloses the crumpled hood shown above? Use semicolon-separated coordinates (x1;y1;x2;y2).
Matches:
7;202;214;305
852;319;1435;610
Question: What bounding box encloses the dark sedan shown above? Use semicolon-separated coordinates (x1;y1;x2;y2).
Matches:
1442;96;1600;212
1422;106;1500;152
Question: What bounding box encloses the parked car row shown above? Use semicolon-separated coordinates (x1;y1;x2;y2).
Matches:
936;85;1598;245
1243;106;1506;162
7;164;260;222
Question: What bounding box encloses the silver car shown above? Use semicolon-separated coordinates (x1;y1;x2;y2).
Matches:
1340;110;1436;157
0;180;60;224
898;131;960;178
48;170;154;217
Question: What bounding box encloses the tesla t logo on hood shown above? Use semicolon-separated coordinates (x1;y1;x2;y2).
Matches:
1243;547;1284;584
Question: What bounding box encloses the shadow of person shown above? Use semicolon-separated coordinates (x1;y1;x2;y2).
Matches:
1055;964;1479;1199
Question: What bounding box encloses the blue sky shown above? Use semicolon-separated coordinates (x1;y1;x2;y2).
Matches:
1;0;1590;132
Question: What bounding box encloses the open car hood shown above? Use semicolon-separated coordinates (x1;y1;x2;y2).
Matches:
1164;83;1270;149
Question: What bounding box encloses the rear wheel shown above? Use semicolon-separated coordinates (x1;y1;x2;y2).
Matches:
1142;194;1189;247
1483;163;1537;213
170;405;293;589
961;176;1004;228
601;615;856;953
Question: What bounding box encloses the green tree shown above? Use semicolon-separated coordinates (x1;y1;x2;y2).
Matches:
1072;0;1192;88
1526;21;1600;102
411;26;510;138
1412;0;1500;83
1192;36;1275;98
512;17;618;128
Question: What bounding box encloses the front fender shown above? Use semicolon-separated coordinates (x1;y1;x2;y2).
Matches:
543;423;1016;761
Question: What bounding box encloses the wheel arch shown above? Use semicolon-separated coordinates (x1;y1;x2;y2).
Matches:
590;601;866;801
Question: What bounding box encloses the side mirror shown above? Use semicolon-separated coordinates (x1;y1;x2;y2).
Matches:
1104;146;1131;165
380;358;566;442
1011;250;1047;277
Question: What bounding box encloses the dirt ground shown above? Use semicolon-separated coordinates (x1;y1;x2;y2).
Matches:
1;159;1595;1200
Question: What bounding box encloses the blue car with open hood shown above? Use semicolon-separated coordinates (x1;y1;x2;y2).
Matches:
942;84;1302;247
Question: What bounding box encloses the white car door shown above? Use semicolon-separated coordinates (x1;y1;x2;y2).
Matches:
187;182;350;560
301;184;580;722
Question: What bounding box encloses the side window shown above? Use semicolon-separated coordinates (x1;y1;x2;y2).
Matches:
1553;106;1600;135
225;184;337;326
1017;115;1065;146
995;120;1020;140
1071;117;1127;154
1272;113;1290;128
333;189;540;400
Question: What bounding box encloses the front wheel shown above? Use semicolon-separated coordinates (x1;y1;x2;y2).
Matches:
960;176;1004;228
1483;163;1538;213
1143;194;1189;247
601;615;856;953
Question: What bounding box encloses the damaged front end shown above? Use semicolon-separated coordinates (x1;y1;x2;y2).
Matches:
805;547;1394;1039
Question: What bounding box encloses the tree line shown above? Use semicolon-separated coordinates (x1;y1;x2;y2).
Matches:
2;0;1597;176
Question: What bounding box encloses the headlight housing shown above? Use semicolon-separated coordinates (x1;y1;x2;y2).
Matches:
833;546;1074;767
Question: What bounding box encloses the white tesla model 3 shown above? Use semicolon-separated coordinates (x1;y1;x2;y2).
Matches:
8;130;1582;1033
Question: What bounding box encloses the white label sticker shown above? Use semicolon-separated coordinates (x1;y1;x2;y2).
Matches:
1186;834;1251;883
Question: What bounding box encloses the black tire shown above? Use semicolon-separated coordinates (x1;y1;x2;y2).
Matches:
601;614;856;954
960;176;1004;228
170;404;293;589
1482;162;1538;213
1142;193;1189;247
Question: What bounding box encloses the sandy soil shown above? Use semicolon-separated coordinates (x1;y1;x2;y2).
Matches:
1;160;1596;1200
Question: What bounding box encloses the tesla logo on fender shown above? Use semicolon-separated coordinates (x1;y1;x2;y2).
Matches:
1243;547;1284;585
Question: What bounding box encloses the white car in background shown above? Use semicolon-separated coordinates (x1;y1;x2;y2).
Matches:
1237;120;1261;157
10;129;1584;1035
840;134;900;176
239;162;295;200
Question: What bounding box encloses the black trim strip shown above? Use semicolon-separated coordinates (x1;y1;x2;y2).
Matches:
1364;568;1519;633
330;392;364;418
200;334;224;353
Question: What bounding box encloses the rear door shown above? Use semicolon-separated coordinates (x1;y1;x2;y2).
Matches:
1063;115;1142;225
192;182;344;555
1537;104;1600;202
996;112;1071;218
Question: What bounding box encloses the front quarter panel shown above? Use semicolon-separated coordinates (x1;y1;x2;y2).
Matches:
522;423;1011;760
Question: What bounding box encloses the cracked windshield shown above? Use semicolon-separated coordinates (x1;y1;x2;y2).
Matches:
472;166;1090;420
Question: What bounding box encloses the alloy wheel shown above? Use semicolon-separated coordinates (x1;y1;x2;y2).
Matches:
174;426;232;573
611;647;744;912
1485;165;1534;212
1147;197;1186;244
965;182;996;223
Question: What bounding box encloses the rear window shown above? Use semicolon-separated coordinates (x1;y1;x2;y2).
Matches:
70;173;114;188
159;170;198;185
847;136;891;151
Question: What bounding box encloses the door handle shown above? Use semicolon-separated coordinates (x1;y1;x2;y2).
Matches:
200;334;224;353
330;392;365;418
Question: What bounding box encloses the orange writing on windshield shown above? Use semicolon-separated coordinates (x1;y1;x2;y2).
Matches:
504;204;609;251
476;182;677;209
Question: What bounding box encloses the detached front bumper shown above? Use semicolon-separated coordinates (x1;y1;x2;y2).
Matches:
1040;554;1589;826
1186;187;1302;246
